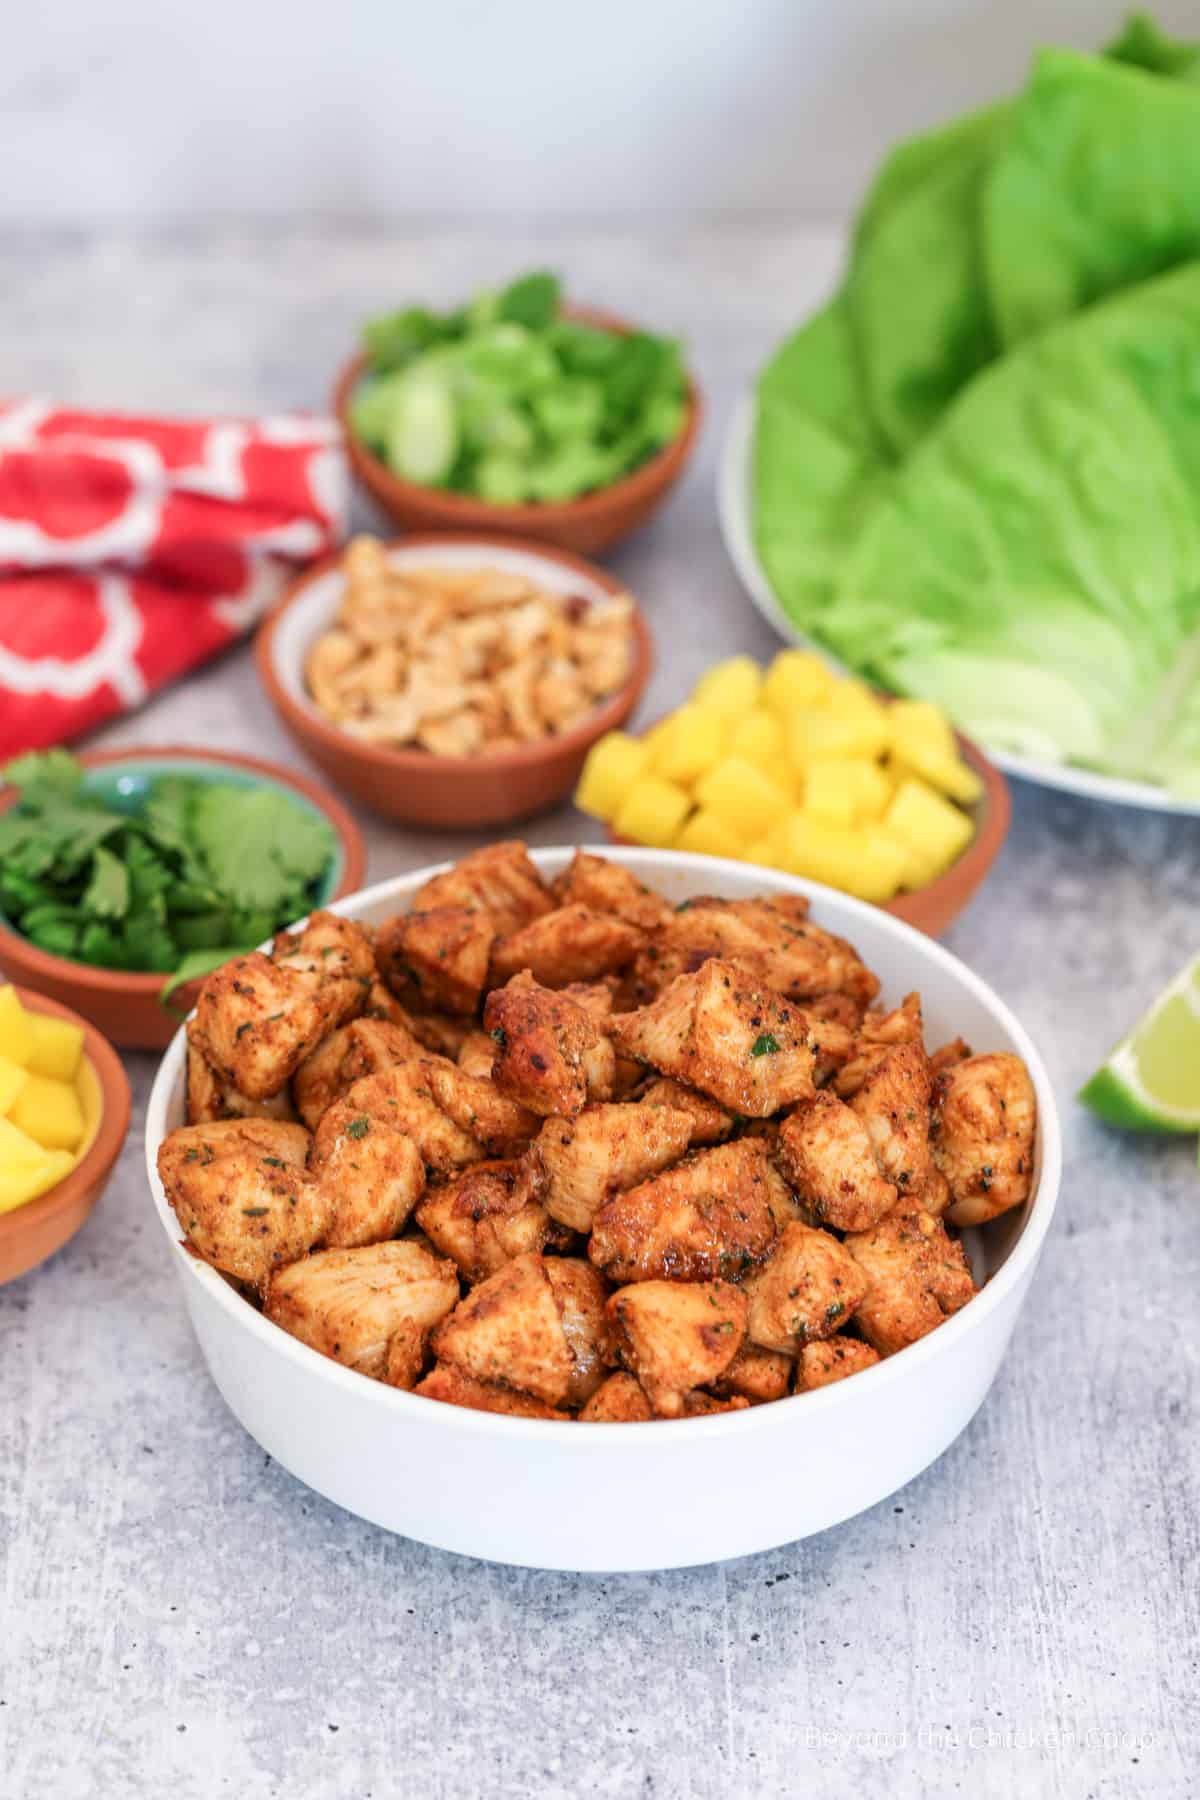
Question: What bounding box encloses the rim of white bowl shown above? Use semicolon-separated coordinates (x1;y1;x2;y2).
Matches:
145;847;1062;1443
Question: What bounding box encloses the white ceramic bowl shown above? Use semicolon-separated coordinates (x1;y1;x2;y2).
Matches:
145;849;1061;1572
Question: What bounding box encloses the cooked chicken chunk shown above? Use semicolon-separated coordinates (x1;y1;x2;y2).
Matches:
845;1203;976;1356
552;851;673;933
293;1018;420;1129
375;904;495;1015
191;912;373;1100
835;991;924;1097
484;972;615;1117
932;1052;1037;1226
415;1160;569;1284
637;1077;733;1145
741;1221;869;1354
608;959;817;1117
778;1090;897;1232
308;1098;426;1245
929;1037;973;1079
589;1138;779;1284
263;1240;459;1383
578;1371;654;1422
425;1060;539;1158
414;1363;567;1419
798;1337;881;1390
158;1118;324;1287
629;898;879;1008
432;1253;614;1408
412;841;553;937
530;1101;695;1235
458;1030;499;1080
488;904;645;990
185;1024;297;1126
850;1041;933;1202
681;1390;750;1416
712;1343;793;1404
606;1279;747;1418
338;1063;484;1175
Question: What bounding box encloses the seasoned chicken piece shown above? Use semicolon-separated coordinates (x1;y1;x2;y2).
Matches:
488;904;645;989
850;1041;933;1202
798;1337;880;1391
761;1156;812;1230
551;851;673;933
340;1063;484;1175
484;972;615;1117
362;978;416;1027
835;991;925;1097
458;1029;500;1080
637;1077;733;1146
681;1391;750;1417
415;1363;567;1419
185;1024;298;1125
778;1091;897;1232
263;1240;459;1383
375;905;495;1015
191;912;373;1100
578;1371;654;1422
606;1279;747;1419
741;1221;869;1354
412;841;553;937
530;1101;695;1234
432;1253;613;1407
293;1018;420;1129
158;1118;325;1287
805;991;867;1035
711;1343;793;1403
608;959;817;1117
589;1138;779;1284
424;1060;539;1158
400;1008;473;1060
415;1160;569;1283
932;1052;1037;1226
922;1166;952;1216
558;979;617;1022
930;1037;973;1079
845;1203;976;1356
308;1098;426;1245
629;898;879;1008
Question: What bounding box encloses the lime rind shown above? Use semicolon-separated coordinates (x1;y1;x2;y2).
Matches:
1078;953;1200;1132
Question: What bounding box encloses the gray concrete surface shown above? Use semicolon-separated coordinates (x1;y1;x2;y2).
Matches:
0;222;1197;1800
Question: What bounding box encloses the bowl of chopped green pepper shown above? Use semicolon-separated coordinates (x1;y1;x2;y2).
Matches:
335;272;701;556
0;747;366;1049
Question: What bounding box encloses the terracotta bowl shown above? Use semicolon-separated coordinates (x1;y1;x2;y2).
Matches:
609;729;1009;939
256;532;655;831
0;748;367;1050
0;988;131;1285
333;305;702;557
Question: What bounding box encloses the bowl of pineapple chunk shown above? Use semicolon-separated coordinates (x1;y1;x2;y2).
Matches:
578;651;1010;936
0;985;130;1283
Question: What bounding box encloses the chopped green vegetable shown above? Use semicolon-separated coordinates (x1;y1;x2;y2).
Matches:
750;1033;781;1058
0;753;336;994
352;270;687;503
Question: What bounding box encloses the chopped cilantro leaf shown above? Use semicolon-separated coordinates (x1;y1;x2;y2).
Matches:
750;1033;781;1058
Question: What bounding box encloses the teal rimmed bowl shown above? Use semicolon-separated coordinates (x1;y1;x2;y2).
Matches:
0;746;367;1049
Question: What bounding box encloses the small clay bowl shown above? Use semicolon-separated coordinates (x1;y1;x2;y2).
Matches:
256;532;655;830
0;748;367;1050
333;305;701;557
0;988;131;1285
609;729;1009;939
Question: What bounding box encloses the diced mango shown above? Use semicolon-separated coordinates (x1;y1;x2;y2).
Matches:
694;757;792;840
76;1056;101;1156
869;826;935;892
0;1116;49;1166
0;1053;28;1118
612;777;691;847
26;1013;85;1081
887;699;958;760
803;762;860;826
652;705;728;784
692;656;762;718
8;1073;85;1152
743;835;780;868
0;1150;75;1215
892;744;982;806
674;809;746;862
727;708;786;774
772;814;864;891
885;778;974;877
846;832;909;902
0;986;33;1065
575;732;651;821
763;650;835;717
787;710;887;769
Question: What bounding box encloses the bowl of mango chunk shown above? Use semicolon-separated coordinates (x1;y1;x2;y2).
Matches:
0;985;131;1283
577;650;1010;936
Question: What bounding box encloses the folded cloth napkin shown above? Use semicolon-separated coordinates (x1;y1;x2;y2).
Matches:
0;399;347;758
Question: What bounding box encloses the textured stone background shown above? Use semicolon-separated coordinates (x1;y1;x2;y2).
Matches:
1;224;1197;1800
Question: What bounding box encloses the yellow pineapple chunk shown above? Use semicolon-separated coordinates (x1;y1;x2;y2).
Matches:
653;705;728;784
0;1150;75;1215
692;656;762;718
773;814;864;892
743;835;780;868
0;1053;28;1118
847;832;909;902
8;1073;85;1152
764;650;835;717
870;827;935;891
0;986;33;1065
0;1116;47;1165
26;1013;85;1081
674;809;745;861
575;732;651;821
885;778;974;877
694;757;792;839
803;762;859;826
892;744;982;806
886;698;957;755
787;710;886;769
727;709;786;773
613;777;691;847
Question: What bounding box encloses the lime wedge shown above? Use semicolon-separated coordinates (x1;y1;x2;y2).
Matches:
1079;953;1200;1131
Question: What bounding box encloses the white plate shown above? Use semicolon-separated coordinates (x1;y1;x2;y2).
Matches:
146;849;1061;1572
718;388;1200;816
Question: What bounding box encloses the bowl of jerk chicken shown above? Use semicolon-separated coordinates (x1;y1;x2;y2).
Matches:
146;843;1059;1572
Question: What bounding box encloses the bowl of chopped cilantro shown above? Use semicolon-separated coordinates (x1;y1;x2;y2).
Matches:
334;272;701;557
0;747;366;1049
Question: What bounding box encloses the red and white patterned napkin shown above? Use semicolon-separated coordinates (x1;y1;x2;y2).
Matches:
0;399;347;758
